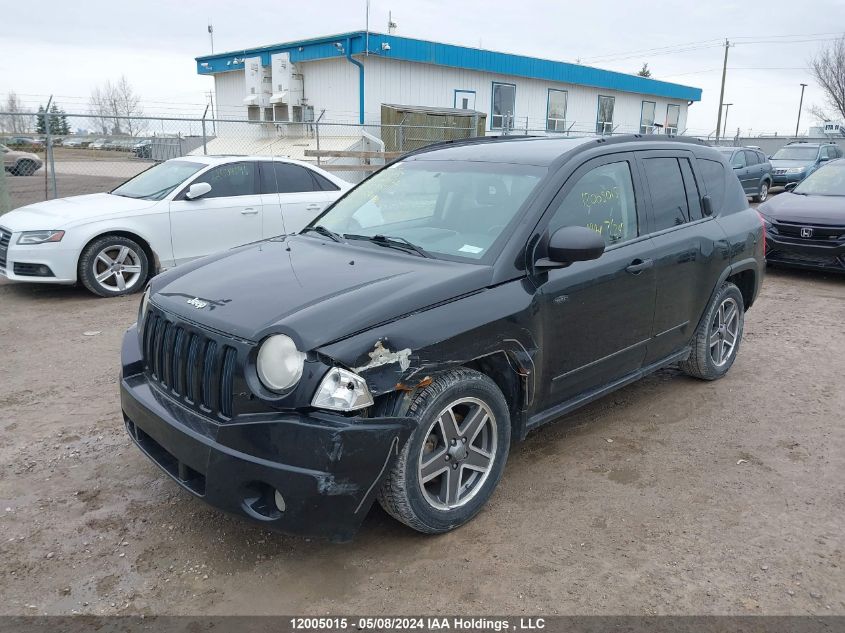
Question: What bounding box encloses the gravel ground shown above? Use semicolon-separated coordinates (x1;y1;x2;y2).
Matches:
0;266;842;616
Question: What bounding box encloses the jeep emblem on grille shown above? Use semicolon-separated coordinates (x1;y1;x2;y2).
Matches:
800;227;813;238
186;297;209;309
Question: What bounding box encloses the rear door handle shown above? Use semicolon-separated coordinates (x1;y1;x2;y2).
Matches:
240;208;259;215
625;258;654;274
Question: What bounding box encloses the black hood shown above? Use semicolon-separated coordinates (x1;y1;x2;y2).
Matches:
149;236;493;349
759;192;845;224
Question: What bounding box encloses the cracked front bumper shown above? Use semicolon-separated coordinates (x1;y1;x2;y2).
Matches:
120;326;415;541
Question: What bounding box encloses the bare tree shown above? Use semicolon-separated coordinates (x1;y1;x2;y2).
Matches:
88;76;147;136
809;35;845;122
0;91;34;133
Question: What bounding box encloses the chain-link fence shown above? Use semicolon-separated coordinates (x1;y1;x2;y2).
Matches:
5;109;825;212
0;111;500;210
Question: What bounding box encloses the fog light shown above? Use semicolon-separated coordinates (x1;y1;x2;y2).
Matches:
274;489;286;512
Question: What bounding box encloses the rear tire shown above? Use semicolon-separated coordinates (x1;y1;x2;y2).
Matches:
680;282;745;380
753;181;769;202
377;368;511;534
78;235;149;297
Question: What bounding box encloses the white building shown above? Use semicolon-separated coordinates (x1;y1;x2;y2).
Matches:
197;31;701;135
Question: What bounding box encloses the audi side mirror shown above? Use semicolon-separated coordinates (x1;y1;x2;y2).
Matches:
535;226;605;269
186;182;212;200
784;182;798;192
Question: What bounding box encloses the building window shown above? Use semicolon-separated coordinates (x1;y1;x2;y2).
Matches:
454;90;476;110
666;104;680;135
640;101;656;134
596;96;615;135
546;89;568;132
491;82;516;130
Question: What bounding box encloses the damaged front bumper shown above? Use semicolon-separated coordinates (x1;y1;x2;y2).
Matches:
120;326;415;541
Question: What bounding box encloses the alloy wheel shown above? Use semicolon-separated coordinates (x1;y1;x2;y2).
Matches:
92;245;143;292
709;297;740;367
417;397;497;510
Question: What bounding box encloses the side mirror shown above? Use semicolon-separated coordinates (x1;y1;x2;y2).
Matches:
536;226;605;269
819;155;829;162
186;182;212;200
784;182;798;192
702;195;714;216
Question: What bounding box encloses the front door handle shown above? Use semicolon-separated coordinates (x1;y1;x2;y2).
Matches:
625;258;654;274
241;208;259;215
305;203;322;210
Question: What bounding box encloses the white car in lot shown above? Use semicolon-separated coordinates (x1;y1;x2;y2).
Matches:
0;156;350;296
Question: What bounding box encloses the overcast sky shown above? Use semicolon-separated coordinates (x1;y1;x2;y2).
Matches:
1;0;842;135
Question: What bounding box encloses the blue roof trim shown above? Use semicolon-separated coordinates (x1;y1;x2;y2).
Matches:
196;31;702;102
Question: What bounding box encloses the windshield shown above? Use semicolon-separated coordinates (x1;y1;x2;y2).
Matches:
771;146;819;161
111;160;205;200
793;162;845;196
313;160;545;261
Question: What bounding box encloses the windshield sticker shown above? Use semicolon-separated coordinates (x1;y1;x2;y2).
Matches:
458;244;484;254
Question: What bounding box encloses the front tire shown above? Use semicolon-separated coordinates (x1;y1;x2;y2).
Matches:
377;368;511;534
753;181;769;202
78;235;149;297
13;160;37;176
680;282;745;380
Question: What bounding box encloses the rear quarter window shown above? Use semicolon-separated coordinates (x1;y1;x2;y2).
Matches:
696;159;726;212
697;156;747;215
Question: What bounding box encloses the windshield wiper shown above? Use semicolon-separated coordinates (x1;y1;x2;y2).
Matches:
345;233;432;258
300;225;342;242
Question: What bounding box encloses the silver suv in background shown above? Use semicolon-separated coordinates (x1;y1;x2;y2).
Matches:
716;147;772;202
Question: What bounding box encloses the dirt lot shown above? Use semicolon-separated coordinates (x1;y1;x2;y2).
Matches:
0;267;843;616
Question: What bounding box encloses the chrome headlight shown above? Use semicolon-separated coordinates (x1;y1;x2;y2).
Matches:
311;367;374;411
17;230;64;245
257;334;306;392
786;167;805;174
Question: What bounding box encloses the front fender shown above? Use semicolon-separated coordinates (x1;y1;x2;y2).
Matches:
316;278;540;404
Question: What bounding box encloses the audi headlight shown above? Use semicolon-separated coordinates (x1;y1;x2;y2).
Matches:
786;167;805;174
17;230;65;245
312;367;374;411
257;334;306;392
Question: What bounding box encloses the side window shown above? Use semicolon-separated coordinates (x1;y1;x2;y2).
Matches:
548;161;638;246
195;162;256;198
820;146;833;160
679;159;703;221
730;151;746;169
641;157;689;231
744;150;758;166
309;169;340;191
260;162;319;194
697;158;726;212
757;151;767;164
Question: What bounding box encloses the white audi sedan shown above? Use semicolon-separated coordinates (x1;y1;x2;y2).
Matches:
0;156;350;296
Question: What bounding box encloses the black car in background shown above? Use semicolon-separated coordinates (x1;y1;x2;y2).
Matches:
120;135;764;540
770;141;842;187
758;158;845;273
716;147;772;202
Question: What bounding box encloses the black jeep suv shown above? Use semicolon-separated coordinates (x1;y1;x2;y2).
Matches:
120;135;765;540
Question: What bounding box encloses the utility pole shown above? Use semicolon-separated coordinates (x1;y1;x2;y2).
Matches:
208;22;214;54
722;103;733;140
715;38;730;144
795;83;808;138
